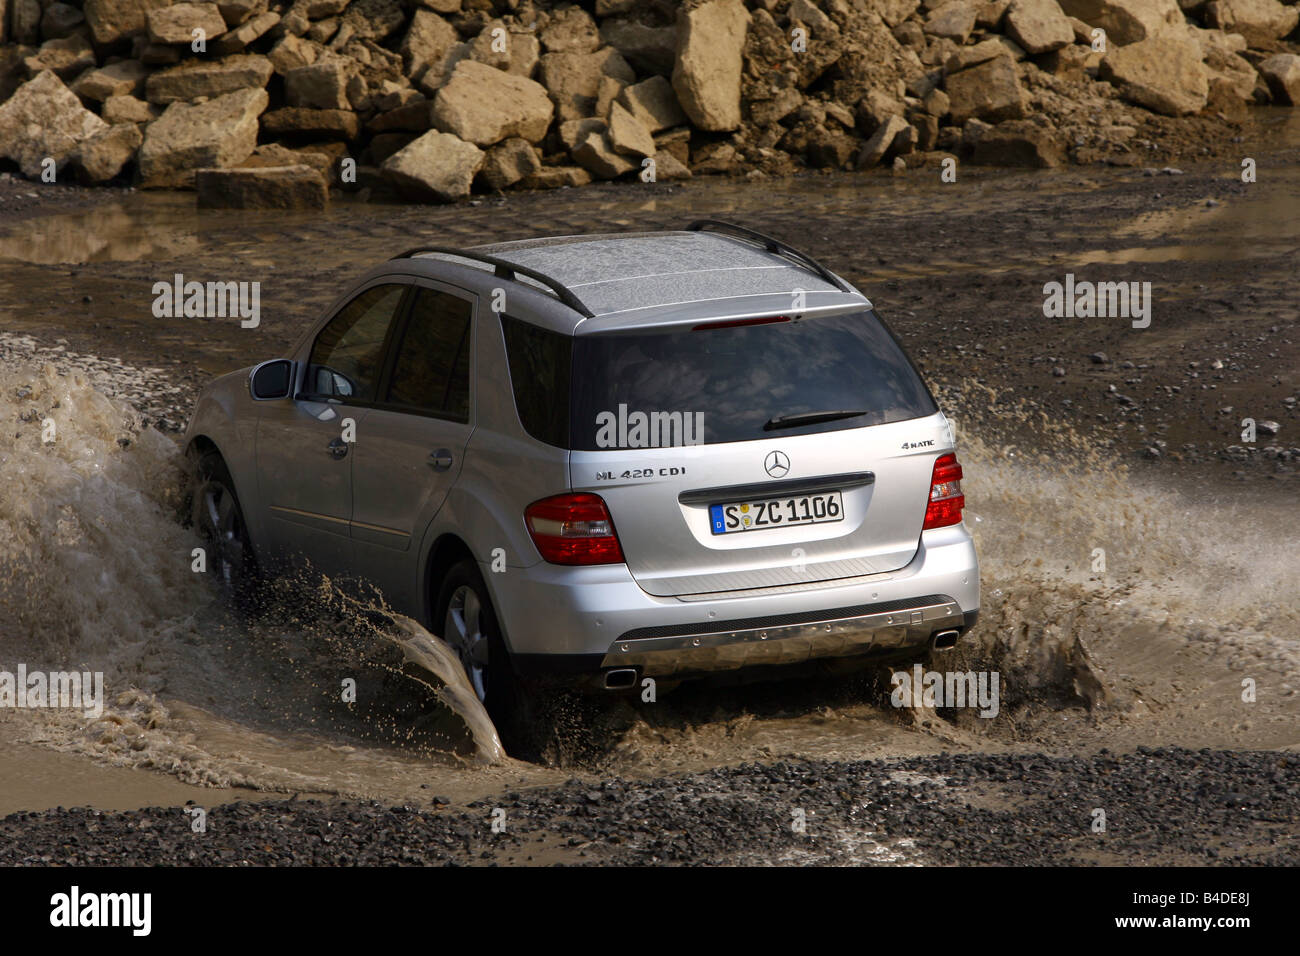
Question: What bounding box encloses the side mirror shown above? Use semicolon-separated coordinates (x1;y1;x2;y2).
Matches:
249;359;294;400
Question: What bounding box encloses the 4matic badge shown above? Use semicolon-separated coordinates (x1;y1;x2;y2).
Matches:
901;439;935;450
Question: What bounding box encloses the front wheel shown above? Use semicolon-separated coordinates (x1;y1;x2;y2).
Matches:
191;451;259;608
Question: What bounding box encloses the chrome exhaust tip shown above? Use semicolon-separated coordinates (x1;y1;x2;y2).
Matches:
603;668;639;690
930;629;960;652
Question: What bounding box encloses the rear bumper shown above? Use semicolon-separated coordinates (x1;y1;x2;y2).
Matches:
598;597;970;678
489;523;979;680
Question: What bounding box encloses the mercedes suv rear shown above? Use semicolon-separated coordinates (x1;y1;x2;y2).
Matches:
184;220;979;738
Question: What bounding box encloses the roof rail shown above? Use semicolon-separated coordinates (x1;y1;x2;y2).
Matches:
391;246;594;317
685;219;852;293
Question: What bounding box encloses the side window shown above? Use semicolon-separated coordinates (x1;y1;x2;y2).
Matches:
501;315;570;447
307;284;407;402
385;288;472;420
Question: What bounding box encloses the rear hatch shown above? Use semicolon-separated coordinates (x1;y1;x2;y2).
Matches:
567;307;949;597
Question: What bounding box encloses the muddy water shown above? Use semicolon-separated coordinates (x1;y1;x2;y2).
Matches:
2;356;1294;815
1;112;1298;814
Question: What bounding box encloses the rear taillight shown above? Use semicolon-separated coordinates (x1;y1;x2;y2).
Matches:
525;493;625;565
923;453;965;529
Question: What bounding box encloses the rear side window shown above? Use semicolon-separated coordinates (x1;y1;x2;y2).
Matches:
501;315;570;447
568;310;936;449
386;289;472;420
307;283;406;402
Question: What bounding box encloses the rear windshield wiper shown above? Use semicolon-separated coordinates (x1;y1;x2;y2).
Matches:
763;409;869;431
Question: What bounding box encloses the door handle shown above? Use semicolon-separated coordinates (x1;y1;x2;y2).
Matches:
428;448;454;471
327;437;349;459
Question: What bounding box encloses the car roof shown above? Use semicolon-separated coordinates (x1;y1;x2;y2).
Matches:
397;229;871;335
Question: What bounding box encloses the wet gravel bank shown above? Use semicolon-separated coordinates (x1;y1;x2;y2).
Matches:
3;748;1295;866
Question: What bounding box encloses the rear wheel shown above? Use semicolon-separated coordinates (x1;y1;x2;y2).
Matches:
435;559;536;756
191;451;258;607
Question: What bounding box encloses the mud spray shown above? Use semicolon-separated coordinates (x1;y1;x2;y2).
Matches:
0;359;1295;809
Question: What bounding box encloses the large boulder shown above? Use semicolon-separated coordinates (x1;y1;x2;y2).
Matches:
138;86;268;187
521;164;593;189
971;120;1064;166
260;107;360;138
478;137;542;189
268;35;320;75
103;94;160;123
70;60;149;101
196;165;329;209
607;101;656;157
600;18;677;76
0;71;109;178
924;1;978;42
147;3;227;44
72;123;144;183
571;127;638;178
23;35;97;80
217;0;268;26
944;55;1026;124
211;9;280;54
1004;0;1074;54
240;143;335;178
1258;53;1300;105
432;59;553;146
539;4;600;53
380;129;484;201
1099;35;1208;115
85;0;173;45
945;37;1010;71
400;8;458;88
856;113;910;167
1204;0;1299;47
878;0;923;27
145;54;274;104
1056;0;1184;46
1203;44;1258;101
672;0;750;131
539;47;635;123
467;20;540;76
284;59;352;110
340;0;406;42
617;75;688;133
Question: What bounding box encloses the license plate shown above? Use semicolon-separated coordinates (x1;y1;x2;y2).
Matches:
709;492;844;535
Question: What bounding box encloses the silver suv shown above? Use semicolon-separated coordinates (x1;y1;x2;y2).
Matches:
185;221;979;730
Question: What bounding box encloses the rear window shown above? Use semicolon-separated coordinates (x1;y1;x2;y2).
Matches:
499;310;936;451
569;310;936;450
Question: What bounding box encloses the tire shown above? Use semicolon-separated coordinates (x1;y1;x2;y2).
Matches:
191;451;259;609
434;559;536;756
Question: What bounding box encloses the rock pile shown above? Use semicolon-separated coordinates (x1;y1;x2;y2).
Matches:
0;0;1297;205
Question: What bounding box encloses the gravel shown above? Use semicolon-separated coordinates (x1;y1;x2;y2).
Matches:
3;748;1296;866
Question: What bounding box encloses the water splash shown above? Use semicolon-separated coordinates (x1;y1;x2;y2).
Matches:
0;360;503;800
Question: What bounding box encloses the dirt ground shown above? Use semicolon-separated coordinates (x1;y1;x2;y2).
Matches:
0;106;1296;866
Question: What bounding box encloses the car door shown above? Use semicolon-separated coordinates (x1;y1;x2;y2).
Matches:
350;281;475;612
256;280;411;576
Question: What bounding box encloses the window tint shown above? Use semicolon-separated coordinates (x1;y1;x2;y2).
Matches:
501;315;571;447
386;289;472;419
307;284;406;402
569;310;936;449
